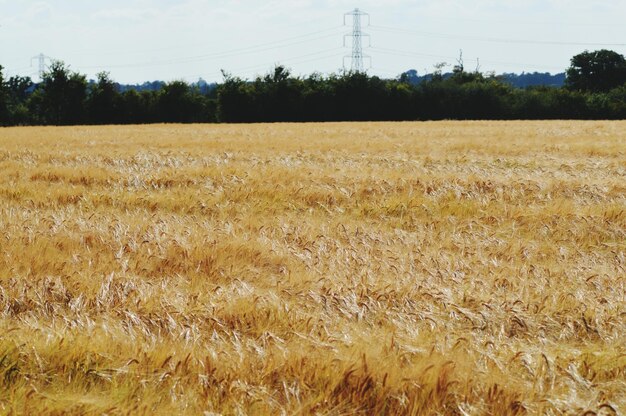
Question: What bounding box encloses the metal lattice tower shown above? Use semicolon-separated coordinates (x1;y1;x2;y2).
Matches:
344;8;370;72
31;53;51;81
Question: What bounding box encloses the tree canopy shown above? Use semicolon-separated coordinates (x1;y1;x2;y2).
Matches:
566;49;626;93
1;50;626;126
0;66;9;125
29;60;88;125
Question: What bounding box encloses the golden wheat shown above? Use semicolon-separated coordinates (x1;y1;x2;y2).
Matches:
0;121;624;415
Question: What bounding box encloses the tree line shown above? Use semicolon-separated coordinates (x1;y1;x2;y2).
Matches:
399;69;566;89
1;49;626;126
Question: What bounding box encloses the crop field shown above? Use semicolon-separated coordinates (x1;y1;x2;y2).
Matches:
0;121;624;415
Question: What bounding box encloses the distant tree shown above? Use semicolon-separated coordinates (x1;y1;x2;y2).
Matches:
431;62;448;82
193;78;217;96
605;85;626;118
33;60;87;125
156;81;208;123
142;81;166;92
386;81;415;120
7;56;626;124
7;75;34;102
119;89;158;124
301;72;336;121
217;71;256;123
399;69;420;85
500;72;566;88
0;65;9;125
255;65;304;121
566;50;626;92
5;75;34;125
450;69;485;85
331;71;388;121
87;72;120;124
265;65;290;83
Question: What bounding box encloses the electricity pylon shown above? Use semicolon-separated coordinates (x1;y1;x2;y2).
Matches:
31;53;52;81
344;8;371;73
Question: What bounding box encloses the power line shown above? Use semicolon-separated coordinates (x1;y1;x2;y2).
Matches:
370;47;456;61
429;16;624;28
370;66;402;78
183;47;346;82
4;66;32;74
227;48;344;78
369;24;626;47
15;10;620;83
70;26;343;58
228;52;345;81
76;29;344;71
370;46;564;72
415;14;626;28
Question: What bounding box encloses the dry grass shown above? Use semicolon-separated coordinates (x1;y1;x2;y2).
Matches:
0;121;624;415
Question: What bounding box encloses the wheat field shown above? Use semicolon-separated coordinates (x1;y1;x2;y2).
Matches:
0;121;624;415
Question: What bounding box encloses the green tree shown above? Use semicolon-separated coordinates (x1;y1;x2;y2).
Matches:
566;49;626;93
34;60;87;125
87;72;120;124
217;72;255;123
0;65;9;125
254;66;304;121
5;75;34;125
157;81;207;123
120;89;157;123
7;75;33;103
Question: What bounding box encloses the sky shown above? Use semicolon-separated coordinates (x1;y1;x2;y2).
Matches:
1;0;625;84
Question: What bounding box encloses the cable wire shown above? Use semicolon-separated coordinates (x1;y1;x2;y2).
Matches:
70;25;344;58
369;47;565;71
77;31;344;71
183;48;346;81
369;24;626;47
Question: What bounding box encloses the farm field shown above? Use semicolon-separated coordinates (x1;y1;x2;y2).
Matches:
0;121;624;415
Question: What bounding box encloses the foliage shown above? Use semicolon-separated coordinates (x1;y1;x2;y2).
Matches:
32;60;88;125
120;89;157;124
0;66;8;125
157;81;208;123
87;72;121;124
566;49;626;93
500;72;566;88
217;72;255;123
2;50;626;126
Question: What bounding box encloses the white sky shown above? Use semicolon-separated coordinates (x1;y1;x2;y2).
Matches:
1;0;625;84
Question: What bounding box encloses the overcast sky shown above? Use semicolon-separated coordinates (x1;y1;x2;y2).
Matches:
1;1;625;84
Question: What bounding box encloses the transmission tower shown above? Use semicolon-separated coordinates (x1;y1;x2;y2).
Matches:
344;8;371;73
31;53;52;81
